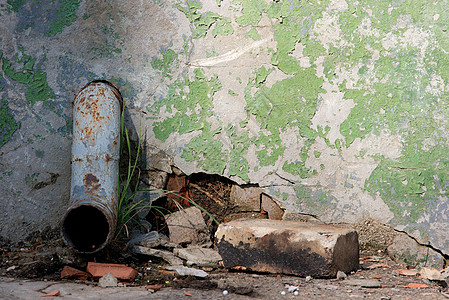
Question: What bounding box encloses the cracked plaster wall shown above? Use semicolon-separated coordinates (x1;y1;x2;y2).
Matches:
1;0;449;256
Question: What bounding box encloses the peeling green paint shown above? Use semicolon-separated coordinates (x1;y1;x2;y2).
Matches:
245;28;261;41
151;68;222;141
295;184;336;216
25;172;39;188
152;48;178;80
6;0;27;12
244;66;324;170
2;48;54;105
177;0;221;39
212;18;234;37
46;0;80;36
181;124;228;174
226;125;250;182
0;98;20;148
232;0;267;27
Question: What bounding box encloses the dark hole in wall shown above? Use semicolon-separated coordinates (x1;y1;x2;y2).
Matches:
62;205;109;252
145;171;264;241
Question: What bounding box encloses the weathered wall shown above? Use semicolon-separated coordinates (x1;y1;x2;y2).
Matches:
1;0;449;256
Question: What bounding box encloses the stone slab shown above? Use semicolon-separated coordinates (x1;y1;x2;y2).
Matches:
165;207;211;245
215;219;359;277
173;246;222;265
130;246;184;266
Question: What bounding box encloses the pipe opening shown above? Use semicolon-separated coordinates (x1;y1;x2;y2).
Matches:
62;205;110;253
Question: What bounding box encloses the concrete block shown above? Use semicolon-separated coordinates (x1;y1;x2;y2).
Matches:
229;186;261;212
215;219;359;277
165;207;211;245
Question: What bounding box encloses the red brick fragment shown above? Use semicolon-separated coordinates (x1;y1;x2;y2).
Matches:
403;282;428;288
61;265;91;280
261;194;284;220
41;290;60;297
86;262;138;281
146;284;162;291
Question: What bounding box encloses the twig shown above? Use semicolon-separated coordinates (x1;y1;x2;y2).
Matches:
190;183;225;208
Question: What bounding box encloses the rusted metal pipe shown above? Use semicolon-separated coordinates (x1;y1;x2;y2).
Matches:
62;81;122;253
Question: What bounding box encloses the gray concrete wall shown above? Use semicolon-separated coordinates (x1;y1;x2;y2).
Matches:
1;0;449;257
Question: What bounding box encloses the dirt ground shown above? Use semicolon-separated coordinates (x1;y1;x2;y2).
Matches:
1;174;448;299
1;232;448;299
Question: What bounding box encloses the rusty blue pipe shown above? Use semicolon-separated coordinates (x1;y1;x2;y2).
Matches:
62;81;122;253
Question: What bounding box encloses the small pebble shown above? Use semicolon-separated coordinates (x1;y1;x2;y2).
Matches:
337;271;347;280
305;276;312;282
288;286;299;293
6;266;16;272
281;291;286;295
223;290;228;295
293;291;299;296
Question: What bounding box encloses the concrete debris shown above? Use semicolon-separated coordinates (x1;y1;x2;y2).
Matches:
215;219;359;277
336;271;347;280
165;265;209;278
229;185;261;212
98;272;118;288
173;246;222;266
419;267;443;281
165;207;211;246
287;285;299;293
127;231;162;249
130;246;184;266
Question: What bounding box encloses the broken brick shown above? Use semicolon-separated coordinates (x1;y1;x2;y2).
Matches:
86;262;138;281
41;290;60;297
261;194;284;220
403;282;429;288
61;265;91;280
146;284;162;291
396;269;418;276
215;219;359;277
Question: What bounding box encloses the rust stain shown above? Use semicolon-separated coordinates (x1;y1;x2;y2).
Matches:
83;173;101;197
112;135;118;147
74;157;82;162
83;173;99;187
105;154;112;163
